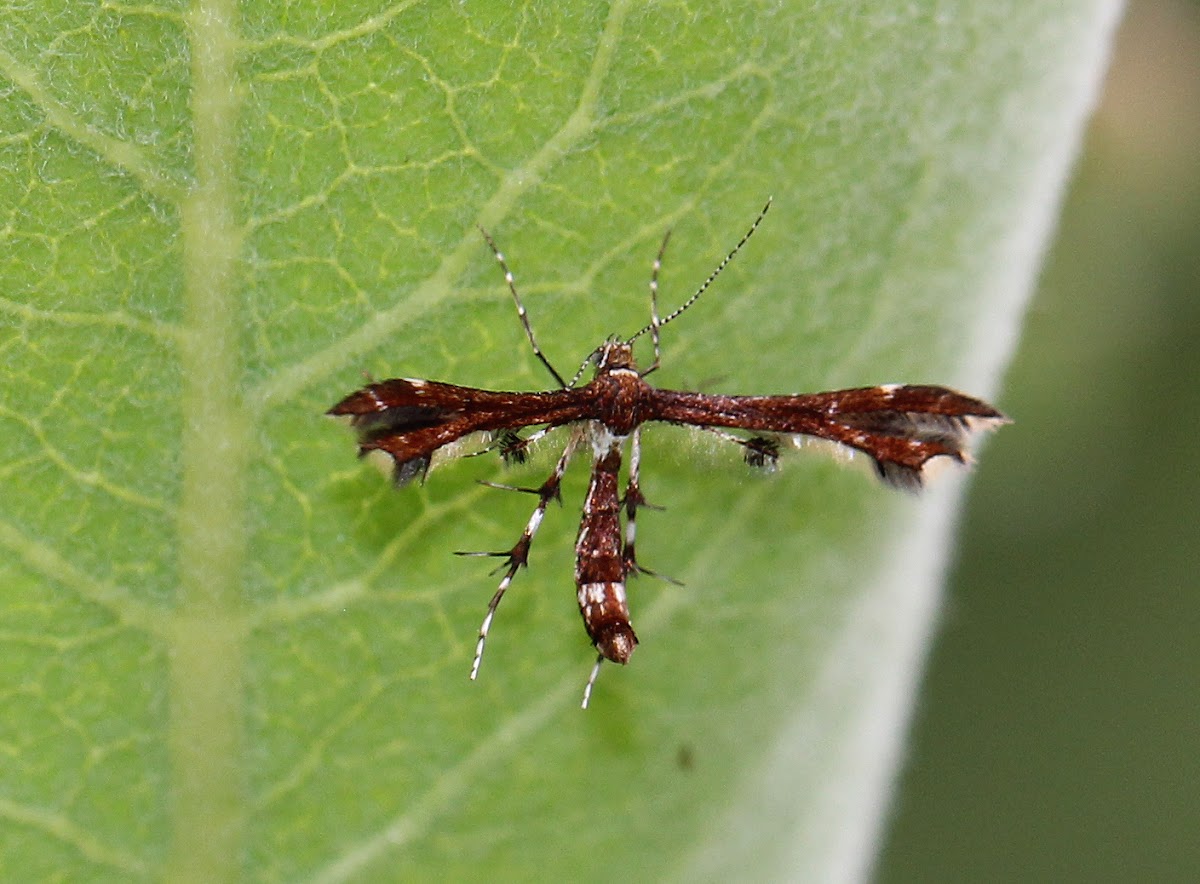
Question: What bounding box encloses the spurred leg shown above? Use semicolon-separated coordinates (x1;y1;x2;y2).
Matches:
460;429;581;680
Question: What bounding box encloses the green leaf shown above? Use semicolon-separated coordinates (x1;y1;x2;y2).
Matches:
0;2;1118;880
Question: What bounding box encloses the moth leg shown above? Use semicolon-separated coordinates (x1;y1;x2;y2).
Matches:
581;653;604;709
621;429;680;586
639;229;673;378
620;427;648;577
459;429;581;681
700;426;781;471
460;424;556;464
498;425;554;464
477;227;567;388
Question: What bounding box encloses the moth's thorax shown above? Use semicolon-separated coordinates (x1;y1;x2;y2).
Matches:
586;341;651;435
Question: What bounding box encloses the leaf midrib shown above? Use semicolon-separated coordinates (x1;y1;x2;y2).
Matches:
167;1;246;880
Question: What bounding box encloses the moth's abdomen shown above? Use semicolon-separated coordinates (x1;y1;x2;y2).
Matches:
575;440;638;664
577;582;638;664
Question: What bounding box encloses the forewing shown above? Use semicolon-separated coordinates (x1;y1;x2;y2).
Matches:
651;385;1008;490
328;379;593;485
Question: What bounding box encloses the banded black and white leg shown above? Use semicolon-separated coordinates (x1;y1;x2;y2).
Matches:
478;226;567;388
621;428;648;578
620;428;675;582
639;230;673;377
463;424;557;466
460;428;582;680
700;425;783;471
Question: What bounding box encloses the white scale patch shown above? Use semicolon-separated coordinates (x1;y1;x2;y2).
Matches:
588;423;626;458
578;582;626;607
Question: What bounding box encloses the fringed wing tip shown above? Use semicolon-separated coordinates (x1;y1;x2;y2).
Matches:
875;459;926;493
393;455;431;487
874;409;1009;493
353;445;430;487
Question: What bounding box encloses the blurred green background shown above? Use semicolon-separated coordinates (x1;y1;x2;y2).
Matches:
879;1;1200;880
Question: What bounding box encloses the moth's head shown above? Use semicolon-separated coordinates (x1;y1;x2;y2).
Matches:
593;339;637;375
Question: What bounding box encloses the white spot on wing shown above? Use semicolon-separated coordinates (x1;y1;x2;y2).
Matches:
788;434;857;463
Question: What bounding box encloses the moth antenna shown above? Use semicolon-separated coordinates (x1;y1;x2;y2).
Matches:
627;197;772;347
479;226;568;388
